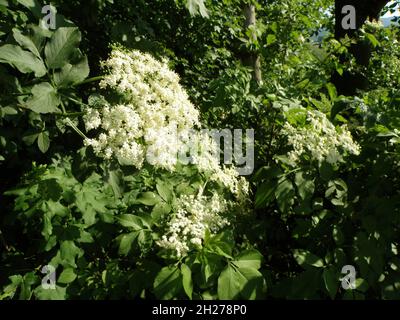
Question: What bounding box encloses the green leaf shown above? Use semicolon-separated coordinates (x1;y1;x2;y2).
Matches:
19;272;39;300
217;264;241;300
1;275;23;300
117;232;137;256
218;264;263;300
326;83;337;101
16;0;42;18
294;172;315;200
233;250;263;270
255;180;276;209
333;225;345;245
1;106;18;116
106;168;123;198
45;27;81;69
53;56;89;87
136;192;162;206
156;181;173;202
275;179;295;213
58;268;77;284
293;249;324;268
34;285;67;300
13;28;41;58
355;278;369;292
151;202;171;222
22;133;39;146
0;44;46;77
323;267;339;299
59;240;82;268
75;181;107;226
266;34;276;46
365;33;380;47
37;131;50;153
24;82;60;114
153;266;183;300
118;214;150;230
185;0;209;18
181;263;193;299
205;231;234;258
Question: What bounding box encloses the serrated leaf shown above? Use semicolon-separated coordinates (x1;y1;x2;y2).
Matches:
233;250;263;270
217;264;263;300
136;192;162;206
58;268;77;284
153;266;182;300
0;44;46;77
151;202;171;221
295;172;315;200
181;264;193;299
118;214;149;230
25;82;60;114
365;33;380;47
45;27;81;69
37;131;50;153
156;181;173;202
106;168;123;198
53;56;89;87
34;285;66;300
13;28;41;58
186;0;209;18
293;249;324;268
118;232;137;256
59;240;82;268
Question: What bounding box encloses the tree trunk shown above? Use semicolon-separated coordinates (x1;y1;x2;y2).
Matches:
333;0;390;95
243;4;262;85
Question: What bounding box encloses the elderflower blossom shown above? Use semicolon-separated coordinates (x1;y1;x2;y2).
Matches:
83;49;251;257
84;49;200;170
282;110;361;165
364;19;384;30
84;103;145;166
156;193;231;257
83;49;250;196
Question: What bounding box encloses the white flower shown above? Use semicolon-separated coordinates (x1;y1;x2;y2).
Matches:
83;49;251;258
156;193;231;257
84;49;201;170
282;110;361;165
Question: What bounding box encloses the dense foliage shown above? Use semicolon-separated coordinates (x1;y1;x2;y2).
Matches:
1;0;400;300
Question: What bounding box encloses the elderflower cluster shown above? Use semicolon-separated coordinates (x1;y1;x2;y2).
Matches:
156;193;231;257
83;49;250;193
84;104;144;165
364;19;384;30
83;49;251;257
282;110;361;165
84;48;200;171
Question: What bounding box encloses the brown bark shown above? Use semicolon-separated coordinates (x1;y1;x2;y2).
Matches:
243;4;262;85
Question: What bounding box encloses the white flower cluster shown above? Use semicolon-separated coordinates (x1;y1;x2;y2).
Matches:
364;19;384;30
84;49;200;171
83;104;144;165
84;49;249;192
156;193;230;257
282;110;361;165
83;49;250;257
